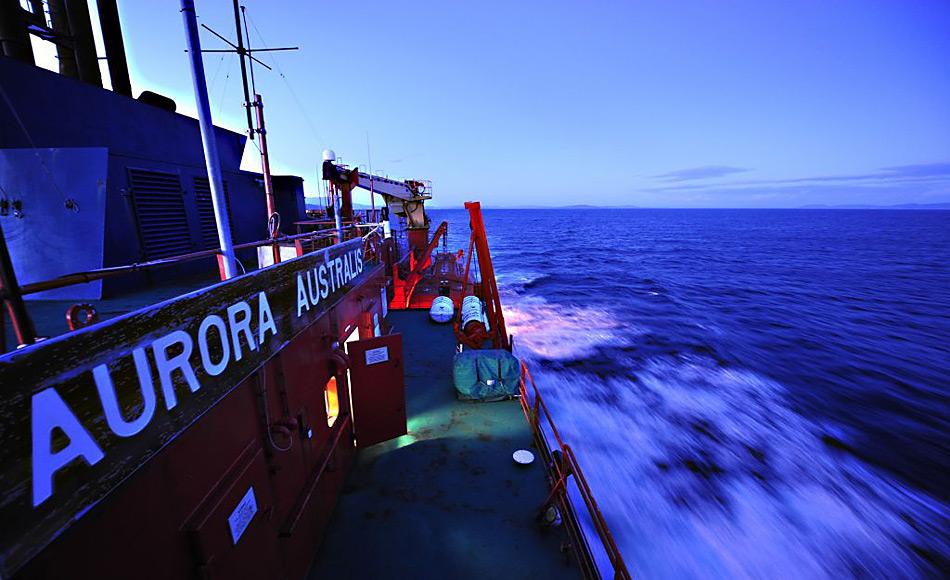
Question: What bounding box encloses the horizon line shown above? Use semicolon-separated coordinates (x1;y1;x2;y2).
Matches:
303;199;950;211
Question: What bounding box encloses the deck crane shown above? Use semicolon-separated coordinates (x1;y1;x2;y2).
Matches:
325;165;506;349
324;164;462;306
324;164;433;261
324;166;431;247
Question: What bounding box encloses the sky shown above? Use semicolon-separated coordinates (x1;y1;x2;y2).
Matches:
92;1;950;207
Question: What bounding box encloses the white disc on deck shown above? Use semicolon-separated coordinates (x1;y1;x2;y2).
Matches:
429;296;455;323
513;449;535;465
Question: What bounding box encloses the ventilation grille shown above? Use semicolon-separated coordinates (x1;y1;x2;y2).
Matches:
128;168;192;259
193;177;235;248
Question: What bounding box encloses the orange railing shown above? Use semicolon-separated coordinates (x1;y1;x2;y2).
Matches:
518;362;632;580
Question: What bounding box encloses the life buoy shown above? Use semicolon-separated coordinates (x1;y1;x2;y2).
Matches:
66;304;98;331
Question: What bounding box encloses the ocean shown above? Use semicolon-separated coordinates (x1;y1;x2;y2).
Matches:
429;208;949;578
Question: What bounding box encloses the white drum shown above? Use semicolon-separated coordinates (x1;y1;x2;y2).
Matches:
461;295;483;329
429;296;455;323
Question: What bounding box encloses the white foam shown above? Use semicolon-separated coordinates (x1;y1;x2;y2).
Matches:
498;268;947;577
503;295;632;360
529;358;948;578
495;270;547;289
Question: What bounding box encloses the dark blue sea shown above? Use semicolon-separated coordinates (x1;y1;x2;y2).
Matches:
430;208;949;578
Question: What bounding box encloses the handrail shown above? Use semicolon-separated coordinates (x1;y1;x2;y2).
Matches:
519;362;631;579
360;225;386;267
403;220;448;307
19;228;349;295
3;228;378;353
360;223;384;238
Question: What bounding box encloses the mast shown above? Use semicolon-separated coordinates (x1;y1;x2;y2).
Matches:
366;132;376;219
231;0;254;139
180;0;238;279
234;2;292;263
239;3;278;262
253;92;281;263
189;2;296;264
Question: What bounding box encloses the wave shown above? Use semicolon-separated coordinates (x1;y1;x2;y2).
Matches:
485;209;950;577
503;294;637;360
495;270;555;295
531;358;948;578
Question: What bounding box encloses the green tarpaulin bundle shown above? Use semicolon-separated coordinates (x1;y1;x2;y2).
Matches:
453;349;521;401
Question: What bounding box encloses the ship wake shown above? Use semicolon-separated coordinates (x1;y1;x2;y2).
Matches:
504;296;948;578
529;357;948;578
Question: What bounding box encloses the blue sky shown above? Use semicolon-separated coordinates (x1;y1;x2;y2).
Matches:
105;1;950;207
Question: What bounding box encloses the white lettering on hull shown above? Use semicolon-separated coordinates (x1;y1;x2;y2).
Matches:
31;388;105;507
294;247;363;319
29;246;365;507
92;347;156;437
198;315;231;376
30;291;285;506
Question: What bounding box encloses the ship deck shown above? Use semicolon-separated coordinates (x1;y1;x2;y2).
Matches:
3;272;220;347
309;310;576;579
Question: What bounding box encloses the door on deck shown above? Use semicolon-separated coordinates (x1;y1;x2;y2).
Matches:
346;333;407;447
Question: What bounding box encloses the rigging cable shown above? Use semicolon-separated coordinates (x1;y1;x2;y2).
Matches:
245;9;330;211
207;53;226;96
0;83;72;203
216;54;235;117
246;12;327;153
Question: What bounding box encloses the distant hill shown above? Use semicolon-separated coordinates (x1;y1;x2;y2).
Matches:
303;199;950;211
468;204;641;210
305;200;375;211
800;202;950;210
560;204;641;209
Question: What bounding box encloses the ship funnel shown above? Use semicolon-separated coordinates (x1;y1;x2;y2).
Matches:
0;0;132;95
96;0;133;96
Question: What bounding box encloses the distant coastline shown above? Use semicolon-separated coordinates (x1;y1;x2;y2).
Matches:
478;202;950;210
797;202;950;210
305;200;950;211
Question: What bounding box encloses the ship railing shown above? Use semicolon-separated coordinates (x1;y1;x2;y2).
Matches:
356;222;386;236
359;223;387;266
0;228;374;353
18;228;363;297
518;362;632;580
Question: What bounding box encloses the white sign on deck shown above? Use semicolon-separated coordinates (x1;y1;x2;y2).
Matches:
228;486;258;545
365;346;389;366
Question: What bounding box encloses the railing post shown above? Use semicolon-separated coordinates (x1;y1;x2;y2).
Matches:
531;396;540;434
0;222;36;347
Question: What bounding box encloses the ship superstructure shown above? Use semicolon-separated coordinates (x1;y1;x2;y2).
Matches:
0;1;629;578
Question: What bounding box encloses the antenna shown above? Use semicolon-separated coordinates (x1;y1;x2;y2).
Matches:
194;2;299;262
194;2;299;139
231;0;253;136
367;132;376;215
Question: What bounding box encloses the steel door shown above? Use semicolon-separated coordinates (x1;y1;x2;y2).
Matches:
345;333;407;447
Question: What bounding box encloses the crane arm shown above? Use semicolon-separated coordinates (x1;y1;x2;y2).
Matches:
328;164;430;202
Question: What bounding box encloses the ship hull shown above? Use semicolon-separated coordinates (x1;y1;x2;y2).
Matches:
2;239;400;579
